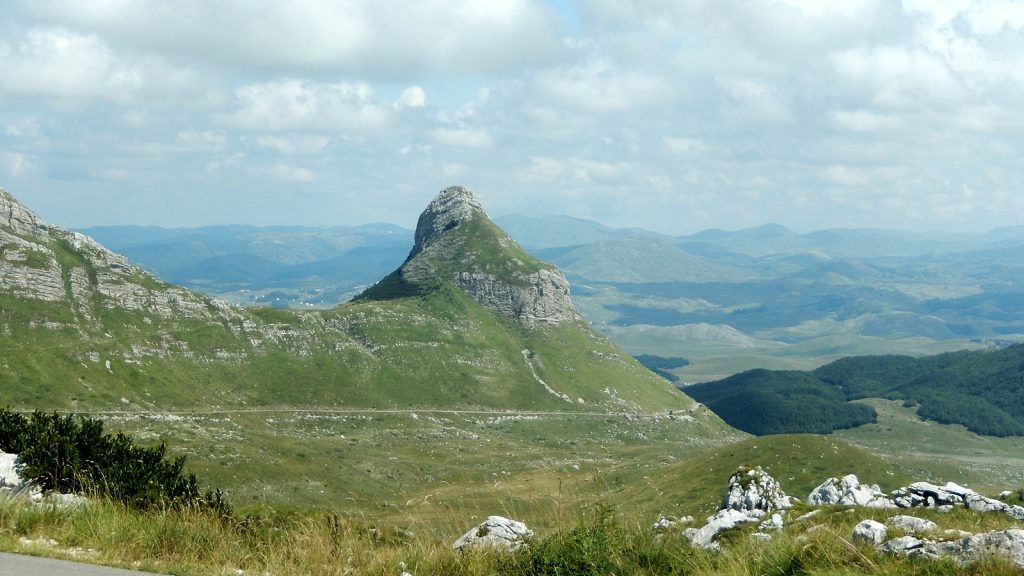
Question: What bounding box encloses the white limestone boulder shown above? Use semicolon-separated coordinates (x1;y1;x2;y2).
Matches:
891;481;1024;521
887;515;937;534
0;450;40;500
852;519;888;545
808;474;894;508
721;466;793;514
881;529;1024;570
453;516;533;552
878;535;927;555
683;509;760;549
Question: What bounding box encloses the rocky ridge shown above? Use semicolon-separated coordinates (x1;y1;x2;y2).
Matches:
0;186;234;322
1;187;339;364
362;186;580;328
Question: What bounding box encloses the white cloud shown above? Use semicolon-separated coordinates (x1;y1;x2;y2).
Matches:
6;117;41;138
25;0;564;78
205;152;246;174
822;165;906;187
176;130;227;151
831;45;963;108
831;110;903;132
0;26;195;103
272;163;315;183
256;135;331;155
398;144;433;156
647;175;672;191
663;136;709;155
395;86;426;109
717;77;792;122
0;27;141;101
0;153;37;177
522;156;631;183
963;0;1024;34
535;59;670;113
225;80;389;132
443;163;465;177
432;128;493;149
822;165;872;187
2;0;1024;234
99;168;131;181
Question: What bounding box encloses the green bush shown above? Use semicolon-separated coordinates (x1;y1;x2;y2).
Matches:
0;408;229;514
505;506;621;576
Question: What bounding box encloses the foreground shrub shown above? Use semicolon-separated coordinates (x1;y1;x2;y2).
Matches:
0;407;228;514
502;506;639;575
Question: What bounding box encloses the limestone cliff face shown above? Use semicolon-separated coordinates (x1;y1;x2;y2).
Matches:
0;186;233;321
371;186;580;328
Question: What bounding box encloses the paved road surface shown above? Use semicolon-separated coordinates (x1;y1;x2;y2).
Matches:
0;553;161;576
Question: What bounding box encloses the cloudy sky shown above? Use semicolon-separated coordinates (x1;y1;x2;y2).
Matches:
2;1;1023;234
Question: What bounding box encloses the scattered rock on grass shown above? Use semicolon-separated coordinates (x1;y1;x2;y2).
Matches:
887;515;937;534
852;520;888;545
452;516;533;552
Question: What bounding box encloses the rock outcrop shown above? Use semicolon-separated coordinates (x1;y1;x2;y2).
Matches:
361;186;580;327
721;466;794;514
0;186;355;365
0;186;236;322
668;466;1024;569
858;514;1024;569
891;481;1024;521
683;466;793;549
807;474;894;508
452;515;533;552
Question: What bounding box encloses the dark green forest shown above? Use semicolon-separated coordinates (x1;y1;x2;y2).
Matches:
685;343;1024;437
633;354;689;382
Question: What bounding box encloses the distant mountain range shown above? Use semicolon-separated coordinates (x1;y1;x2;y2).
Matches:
81;223;412;308
79;215;1024;382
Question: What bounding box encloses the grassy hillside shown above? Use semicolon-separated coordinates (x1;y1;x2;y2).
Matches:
7;430;1023;576
604;434;914;517
0;281;693;413
7;492;1024;576
1;185;742;518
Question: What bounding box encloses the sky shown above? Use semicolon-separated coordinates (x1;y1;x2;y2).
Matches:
1;0;1023;235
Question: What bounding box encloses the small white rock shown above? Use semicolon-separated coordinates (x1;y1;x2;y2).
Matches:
887;515;937;534
852;519;888;545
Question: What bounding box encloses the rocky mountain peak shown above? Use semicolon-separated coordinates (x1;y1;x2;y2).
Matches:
360;185;580;328
412;186;484;254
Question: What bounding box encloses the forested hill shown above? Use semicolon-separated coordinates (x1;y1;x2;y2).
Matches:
685;343;1024;437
